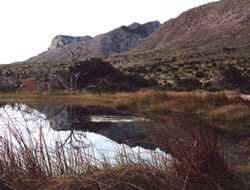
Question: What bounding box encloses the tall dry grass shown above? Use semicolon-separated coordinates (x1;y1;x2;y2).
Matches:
0;91;249;189
0;121;245;190
0;122;172;190
147;116;248;190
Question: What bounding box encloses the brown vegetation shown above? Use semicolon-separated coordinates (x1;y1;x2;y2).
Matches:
0;90;249;189
0;116;246;190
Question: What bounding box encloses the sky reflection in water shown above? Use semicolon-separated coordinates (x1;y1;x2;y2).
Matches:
0;104;169;164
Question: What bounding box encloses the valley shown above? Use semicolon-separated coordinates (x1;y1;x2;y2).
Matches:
0;0;250;189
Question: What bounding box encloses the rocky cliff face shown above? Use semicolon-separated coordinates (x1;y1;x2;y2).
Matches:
26;21;161;63
49;35;92;50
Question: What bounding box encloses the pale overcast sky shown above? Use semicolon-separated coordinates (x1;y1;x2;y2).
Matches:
0;0;217;64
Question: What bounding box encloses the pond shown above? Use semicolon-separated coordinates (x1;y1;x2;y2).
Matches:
0;103;168;165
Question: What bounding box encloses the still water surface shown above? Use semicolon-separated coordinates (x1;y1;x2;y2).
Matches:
0;103;167;163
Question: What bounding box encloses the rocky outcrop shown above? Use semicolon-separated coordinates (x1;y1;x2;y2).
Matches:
26;21;161;63
49;35;92;50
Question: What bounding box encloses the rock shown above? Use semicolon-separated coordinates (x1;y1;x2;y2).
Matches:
26;21;161;63
4;0;250;92
49;35;92;49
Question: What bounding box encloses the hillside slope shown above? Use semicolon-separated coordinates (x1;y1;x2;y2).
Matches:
2;0;250;92
134;0;250;52
109;0;250;91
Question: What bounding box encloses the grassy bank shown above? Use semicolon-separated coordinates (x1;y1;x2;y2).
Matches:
0;90;246;109
1;90;250;131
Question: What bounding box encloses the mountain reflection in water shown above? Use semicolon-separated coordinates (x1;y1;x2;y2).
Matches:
0;103;164;162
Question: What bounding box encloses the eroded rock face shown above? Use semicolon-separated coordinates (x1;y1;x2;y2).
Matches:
49;35;92;50
26;21;161;63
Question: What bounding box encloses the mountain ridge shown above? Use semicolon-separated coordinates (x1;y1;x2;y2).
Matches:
133;0;250;52
26;21;161;63
109;0;250;90
49;35;93;50
1;0;250;92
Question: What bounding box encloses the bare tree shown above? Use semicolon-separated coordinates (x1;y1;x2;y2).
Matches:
46;46;82;92
63;45;93;92
63;46;82;92
64;46;82;66
47;44;91;92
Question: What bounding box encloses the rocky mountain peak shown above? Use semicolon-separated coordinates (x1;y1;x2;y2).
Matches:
49;35;92;50
122;21;161;37
27;21;161;63
128;22;141;30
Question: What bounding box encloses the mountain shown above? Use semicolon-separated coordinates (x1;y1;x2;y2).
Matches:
2;0;250;92
110;0;250;91
134;0;250;52
49;35;93;50
26;21;161;63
